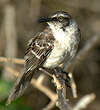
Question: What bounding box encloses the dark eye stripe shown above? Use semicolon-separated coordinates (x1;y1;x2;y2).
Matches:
52;17;58;21
64;17;69;20
52;17;70;22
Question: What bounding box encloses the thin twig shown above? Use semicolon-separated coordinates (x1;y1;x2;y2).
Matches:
65;35;100;99
37;74;46;84
31;79;57;101
69;73;77;98
42;100;56;110
39;68;53;77
73;93;96;110
0;57;24;65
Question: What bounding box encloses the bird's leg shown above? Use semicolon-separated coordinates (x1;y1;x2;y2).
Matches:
54;67;71;88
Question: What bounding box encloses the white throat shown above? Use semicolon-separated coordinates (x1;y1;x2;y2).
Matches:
48;23;77;48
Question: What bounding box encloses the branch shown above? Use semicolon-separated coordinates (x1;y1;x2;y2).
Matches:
0;35;99;99
37;74;46;84
0;35;99;109
69;73;77;98
73;93;96;110
0;57;24;65
53;74;71;110
6;66;96;110
1;59;58;110
5;66;57;102
42;101;56;110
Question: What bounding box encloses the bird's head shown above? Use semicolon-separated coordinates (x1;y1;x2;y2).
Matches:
39;11;78;32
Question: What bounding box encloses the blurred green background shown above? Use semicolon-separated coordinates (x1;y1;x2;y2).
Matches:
0;0;100;110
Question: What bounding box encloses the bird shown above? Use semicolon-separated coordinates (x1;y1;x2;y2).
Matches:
6;11;80;105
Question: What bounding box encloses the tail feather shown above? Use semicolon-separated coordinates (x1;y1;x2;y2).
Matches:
6;70;34;105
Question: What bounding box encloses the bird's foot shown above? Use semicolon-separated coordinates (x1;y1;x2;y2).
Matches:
54;68;71;88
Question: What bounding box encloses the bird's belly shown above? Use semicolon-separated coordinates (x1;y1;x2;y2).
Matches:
43;39;78;68
43;43;66;68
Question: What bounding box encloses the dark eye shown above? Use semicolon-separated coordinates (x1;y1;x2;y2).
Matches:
58;16;63;22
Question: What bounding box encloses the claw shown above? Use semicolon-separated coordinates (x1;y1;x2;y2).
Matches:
54;68;71;88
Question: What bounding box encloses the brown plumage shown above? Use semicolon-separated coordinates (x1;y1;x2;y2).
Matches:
6;11;80;105
6;27;54;105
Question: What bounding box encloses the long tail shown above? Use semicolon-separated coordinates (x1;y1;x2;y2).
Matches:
6;70;34;105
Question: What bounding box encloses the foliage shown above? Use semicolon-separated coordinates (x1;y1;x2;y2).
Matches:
0;79;33;110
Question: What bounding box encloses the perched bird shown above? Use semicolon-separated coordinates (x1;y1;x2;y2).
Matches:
6;11;80;105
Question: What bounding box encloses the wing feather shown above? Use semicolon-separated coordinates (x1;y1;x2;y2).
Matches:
6;30;54;105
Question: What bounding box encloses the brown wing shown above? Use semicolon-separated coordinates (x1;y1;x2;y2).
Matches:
6;30;54;105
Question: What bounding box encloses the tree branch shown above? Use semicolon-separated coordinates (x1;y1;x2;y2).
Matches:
0;57;24;65
53;74;71;110
69;73;77;98
5;66;57;101
0;35;98;110
73;93;96;110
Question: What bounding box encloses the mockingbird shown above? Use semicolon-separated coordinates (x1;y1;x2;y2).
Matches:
6;11;80;105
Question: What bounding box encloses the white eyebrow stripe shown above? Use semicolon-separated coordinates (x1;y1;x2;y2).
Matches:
52;14;68;18
51;14;57;18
